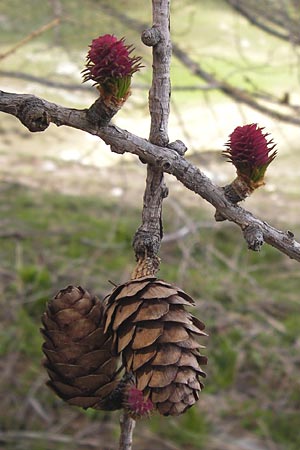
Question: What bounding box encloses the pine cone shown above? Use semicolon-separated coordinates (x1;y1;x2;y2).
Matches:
104;276;207;416
41;286;120;410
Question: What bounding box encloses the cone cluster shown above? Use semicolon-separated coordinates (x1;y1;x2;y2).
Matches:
42;276;207;417
41;286;120;410
104;276;207;416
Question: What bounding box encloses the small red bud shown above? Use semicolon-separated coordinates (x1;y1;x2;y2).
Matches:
223;123;277;184
125;386;153;418
82;34;143;98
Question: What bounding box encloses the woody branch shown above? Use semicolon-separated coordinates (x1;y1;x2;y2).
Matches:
122;0;172;444
0;98;300;261
132;0;171;277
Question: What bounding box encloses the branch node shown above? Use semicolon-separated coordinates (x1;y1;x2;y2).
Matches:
151;131;169;147
111;144;125;154
167;140;187;155
132;230;161;261
162;161;171;170
215;178;253;221
162;185;169;198
18;98;50;132
155;156;174;170
286;230;295;239
141;27;161;46
243;223;264;251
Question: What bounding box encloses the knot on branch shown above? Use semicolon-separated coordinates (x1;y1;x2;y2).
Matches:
286;230;295;240
141;27;161;46
167;140;187;156
111;144;125;154
161;184;169;199
155;154;177;171
18;98;50;132
133;230;161;261
243;223;264;251
150;126;169;147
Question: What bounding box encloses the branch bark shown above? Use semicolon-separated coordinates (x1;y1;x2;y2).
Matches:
132;0;171;274
119;412;136;450
1;89;300;261
123;0;171;446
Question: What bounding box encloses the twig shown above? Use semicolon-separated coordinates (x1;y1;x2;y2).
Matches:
122;1;172;445
0;18;61;61
119;412;136;450
132;0;171;269
1;90;300;261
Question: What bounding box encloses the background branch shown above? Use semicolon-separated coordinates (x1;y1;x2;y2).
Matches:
0;18;61;61
0;70;219;92
225;0;300;45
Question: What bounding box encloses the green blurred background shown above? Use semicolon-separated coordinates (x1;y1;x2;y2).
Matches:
1;1;300;449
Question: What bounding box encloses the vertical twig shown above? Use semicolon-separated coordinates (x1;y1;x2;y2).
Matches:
122;0;171;447
132;0;171;274
119;412;136;450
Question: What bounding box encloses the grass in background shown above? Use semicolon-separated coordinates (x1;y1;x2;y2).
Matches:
0;175;300;450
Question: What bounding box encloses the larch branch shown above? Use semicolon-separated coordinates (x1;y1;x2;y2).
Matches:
1;89;300;261
119;412;136;450
132;0;171;272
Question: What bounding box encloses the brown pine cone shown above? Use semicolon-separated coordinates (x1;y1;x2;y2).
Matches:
104;276;207;416
41;286;121;410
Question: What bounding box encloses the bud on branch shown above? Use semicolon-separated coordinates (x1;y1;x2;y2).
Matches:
82;34;143;101
223;123;277;188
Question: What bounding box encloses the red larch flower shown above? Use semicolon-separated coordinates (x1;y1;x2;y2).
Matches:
125;386;154;418
223;124;277;184
82;34;143;99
